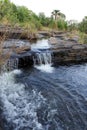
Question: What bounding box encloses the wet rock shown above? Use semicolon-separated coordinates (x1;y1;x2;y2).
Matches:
49;37;87;65
3;39;31;56
2;39;33;69
3;39;31;49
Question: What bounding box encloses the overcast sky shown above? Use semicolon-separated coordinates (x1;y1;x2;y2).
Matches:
11;0;87;22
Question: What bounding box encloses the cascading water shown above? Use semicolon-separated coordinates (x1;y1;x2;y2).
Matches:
7;58;19;70
3;58;19;71
33;51;54;73
33;52;51;65
31;39;54;73
33;51;53;73
1;39;87;130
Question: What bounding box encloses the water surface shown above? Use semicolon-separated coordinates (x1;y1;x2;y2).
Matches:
0;64;87;130
1;38;87;130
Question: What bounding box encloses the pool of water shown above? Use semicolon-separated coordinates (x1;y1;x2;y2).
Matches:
0;64;87;130
1;38;87;130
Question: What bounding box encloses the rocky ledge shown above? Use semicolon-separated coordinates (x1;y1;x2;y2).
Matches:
2;35;87;70
49;37;87;65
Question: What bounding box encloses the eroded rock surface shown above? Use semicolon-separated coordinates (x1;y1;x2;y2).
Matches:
49;37;87;65
3;36;87;69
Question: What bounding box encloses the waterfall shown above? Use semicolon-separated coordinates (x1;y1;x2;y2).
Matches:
31;39;52;67
33;51;54;73
33;51;52;65
7;58;19;70
2;58;19;71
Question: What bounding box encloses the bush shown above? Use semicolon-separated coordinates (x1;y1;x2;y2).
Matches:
79;17;87;33
57;19;67;30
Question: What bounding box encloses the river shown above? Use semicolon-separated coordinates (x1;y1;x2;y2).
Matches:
0;39;87;130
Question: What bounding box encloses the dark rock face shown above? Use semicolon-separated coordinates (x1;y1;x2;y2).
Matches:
3;39;33;70
3;36;87;69
8;51;34;69
49;37;87;65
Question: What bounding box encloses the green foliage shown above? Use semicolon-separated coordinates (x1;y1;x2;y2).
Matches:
68;21;78;31
0;0;42;30
50;10;67;30
0;0;18;24
39;12;48;26
79;16;87;33
57;19;67;30
0;1;68;31
78;32;87;44
38;11;67;31
17;6;30;22
48;19;57;29
67;20;78;31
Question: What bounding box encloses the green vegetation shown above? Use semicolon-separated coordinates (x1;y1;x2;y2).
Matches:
78;32;87;44
79;16;87;33
0;0;41;30
0;0;67;31
0;0;87;44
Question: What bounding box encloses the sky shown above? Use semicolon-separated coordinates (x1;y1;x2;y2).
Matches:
11;0;87;22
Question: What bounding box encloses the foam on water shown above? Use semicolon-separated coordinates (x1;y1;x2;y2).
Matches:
35;64;54;73
0;70;45;129
33;51;54;73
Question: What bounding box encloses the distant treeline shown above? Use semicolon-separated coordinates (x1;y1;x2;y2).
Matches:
0;0;87;33
0;0;67;31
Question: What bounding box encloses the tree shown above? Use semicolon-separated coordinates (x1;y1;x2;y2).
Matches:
52;10;60;20
39;12;46;25
59;12;66;20
17;6;30;22
52;10;66;21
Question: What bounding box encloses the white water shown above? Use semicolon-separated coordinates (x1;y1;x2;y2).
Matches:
32;39;54;73
34;52;51;65
35;64;54;73
31;39;50;50
0;70;46;129
34;52;54;73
